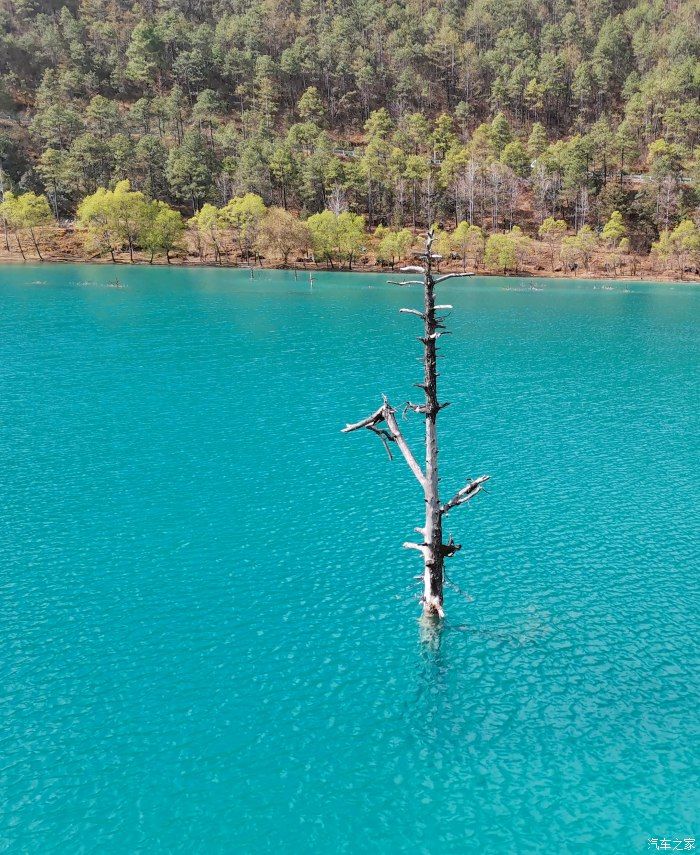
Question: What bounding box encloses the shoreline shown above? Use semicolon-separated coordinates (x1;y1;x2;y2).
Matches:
0;248;697;287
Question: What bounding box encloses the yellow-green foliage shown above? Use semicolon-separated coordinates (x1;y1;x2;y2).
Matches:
0;191;52;230
374;226;414;267
484;232;517;273
219;193;268;256
0;190;53;257
601;211;627;247
452;222;484;269
77;180;152;260
257;207;310;264
142;202;185;262
484;227;530;274
307;210;366;268
653;220;700;276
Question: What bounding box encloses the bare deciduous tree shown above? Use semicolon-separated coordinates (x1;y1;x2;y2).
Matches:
342;230;489;620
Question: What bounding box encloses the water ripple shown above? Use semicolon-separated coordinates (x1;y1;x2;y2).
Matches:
0;265;698;853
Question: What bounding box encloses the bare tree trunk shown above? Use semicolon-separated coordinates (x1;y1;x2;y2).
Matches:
15;232;26;261
342;230;489;620
0;173;10;250
420;253;446;614
29;228;43;261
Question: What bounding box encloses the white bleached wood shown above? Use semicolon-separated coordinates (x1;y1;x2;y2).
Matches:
434;272;474;283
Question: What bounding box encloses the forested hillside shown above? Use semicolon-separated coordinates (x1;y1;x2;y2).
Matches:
0;0;698;268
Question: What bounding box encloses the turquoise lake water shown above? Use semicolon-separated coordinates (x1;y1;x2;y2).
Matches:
0;264;698;853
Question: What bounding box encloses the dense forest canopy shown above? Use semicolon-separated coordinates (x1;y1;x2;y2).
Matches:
0;0;698;251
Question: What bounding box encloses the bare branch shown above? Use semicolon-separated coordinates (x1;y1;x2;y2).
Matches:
441;475;490;515
403;400;427;416
341;406;385;433
342;399;426;489
399;308;425;319
434;273;475;283
388;279;424;287
399;265;424;273
441;537;462;557
383;403;427;488
434;304;453;310
367;425;395;459
403;541;428;554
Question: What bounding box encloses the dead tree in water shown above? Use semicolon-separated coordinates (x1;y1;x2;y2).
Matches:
342;230;489;619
